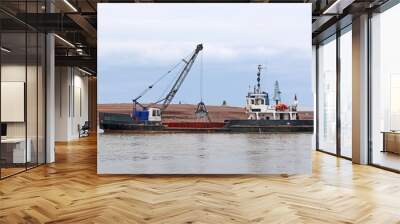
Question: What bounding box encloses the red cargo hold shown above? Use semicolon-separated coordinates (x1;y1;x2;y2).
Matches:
163;122;225;129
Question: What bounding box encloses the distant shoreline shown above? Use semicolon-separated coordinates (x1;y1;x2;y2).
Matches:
98;103;314;122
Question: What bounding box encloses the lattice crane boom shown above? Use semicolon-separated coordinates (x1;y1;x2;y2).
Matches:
160;44;203;113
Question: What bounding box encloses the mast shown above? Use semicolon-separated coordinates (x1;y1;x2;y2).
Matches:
256;64;263;93
292;94;299;110
273;80;282;105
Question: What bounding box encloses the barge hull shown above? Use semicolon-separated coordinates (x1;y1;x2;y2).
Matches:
224;120;313;133
99;112;314;133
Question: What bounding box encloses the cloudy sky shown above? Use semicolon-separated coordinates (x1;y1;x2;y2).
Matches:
98;4;312;107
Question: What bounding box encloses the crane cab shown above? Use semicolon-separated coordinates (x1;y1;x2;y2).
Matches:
148;108;161;122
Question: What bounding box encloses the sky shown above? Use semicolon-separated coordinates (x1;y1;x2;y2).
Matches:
98;4;313;107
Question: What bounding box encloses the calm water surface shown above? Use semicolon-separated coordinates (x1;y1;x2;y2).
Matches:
98;133;312;174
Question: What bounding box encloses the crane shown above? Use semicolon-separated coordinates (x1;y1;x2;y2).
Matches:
132;44;203;123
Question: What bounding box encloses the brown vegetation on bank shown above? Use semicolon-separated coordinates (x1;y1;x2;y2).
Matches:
98;103;313;122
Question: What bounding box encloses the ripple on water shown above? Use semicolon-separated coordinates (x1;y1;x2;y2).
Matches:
98;133;312;174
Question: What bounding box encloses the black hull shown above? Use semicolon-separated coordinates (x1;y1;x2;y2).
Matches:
224;120;314;133
99;112;314;133
99;112;164;132
102;123;164;131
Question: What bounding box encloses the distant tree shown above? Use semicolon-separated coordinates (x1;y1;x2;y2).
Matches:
222;100;227;106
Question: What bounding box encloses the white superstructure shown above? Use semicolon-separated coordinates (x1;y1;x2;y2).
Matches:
148;107;162;122
245;65;299;120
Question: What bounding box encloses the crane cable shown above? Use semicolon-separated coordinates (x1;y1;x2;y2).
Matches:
133;57;186;101
156;61;185;102
155;50;194;103
200;50;204;102
195;50;210;121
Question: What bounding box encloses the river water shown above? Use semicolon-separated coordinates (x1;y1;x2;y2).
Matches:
98;133;312;174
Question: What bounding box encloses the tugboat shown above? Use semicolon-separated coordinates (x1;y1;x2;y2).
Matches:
245;65;298;121
224;65;313;132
